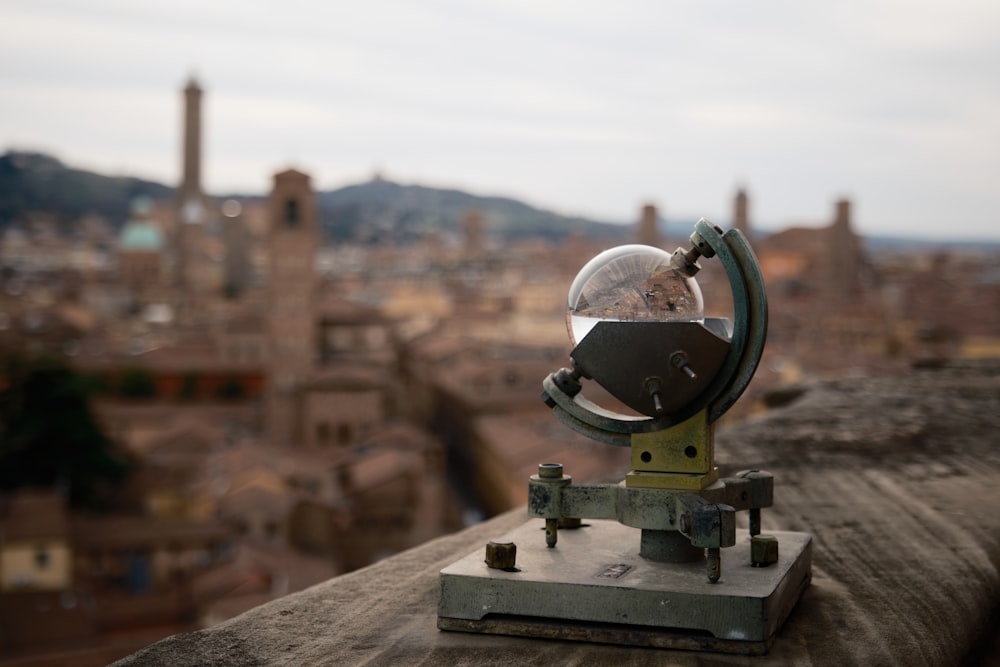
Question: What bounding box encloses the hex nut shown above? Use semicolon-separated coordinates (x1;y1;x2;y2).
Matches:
751;534;779;567
485;541;517;570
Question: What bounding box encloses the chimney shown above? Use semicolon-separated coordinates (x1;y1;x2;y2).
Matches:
637;204;660;247
734;188;750;237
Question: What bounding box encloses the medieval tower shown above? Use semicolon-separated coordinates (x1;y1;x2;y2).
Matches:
174;77;211;294
266;169;319;445
179;78;203;209
826;198;867;298
733;188;750;238
637;203;661;247
461;209;485;260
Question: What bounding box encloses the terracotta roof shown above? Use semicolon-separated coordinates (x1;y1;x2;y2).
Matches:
760;225;829;254
358;422;436;451
305;363;388;389
143;421;227;466
475;409;631;490
71;516;235;549
0;490;68;541
315;292;387;323
343;449;421;494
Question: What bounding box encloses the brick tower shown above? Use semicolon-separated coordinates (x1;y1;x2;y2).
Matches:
637;203;660;247
826;198;865;299
174;77;210;292
266;169;319;445
462;209;485;259
733;188;750;238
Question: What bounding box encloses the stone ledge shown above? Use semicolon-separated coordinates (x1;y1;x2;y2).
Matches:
115;361;1000;666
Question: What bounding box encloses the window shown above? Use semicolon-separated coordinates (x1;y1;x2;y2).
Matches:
284;198;299;228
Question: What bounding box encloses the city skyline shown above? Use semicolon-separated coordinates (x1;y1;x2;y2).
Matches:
2;0;999;241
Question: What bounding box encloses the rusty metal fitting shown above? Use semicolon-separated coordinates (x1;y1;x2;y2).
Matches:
545;519;558;548
751;534;779;567
707;548;721;583
670;246;702;277
529;463;572;548
736;469;774;510
688;229;718;258
749;507;761;537
538;463;564;479
485;541;517;570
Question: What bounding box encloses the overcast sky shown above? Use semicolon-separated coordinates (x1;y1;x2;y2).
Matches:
2;0;998;240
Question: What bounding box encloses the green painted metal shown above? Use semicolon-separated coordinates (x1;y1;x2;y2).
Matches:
691;220;769;424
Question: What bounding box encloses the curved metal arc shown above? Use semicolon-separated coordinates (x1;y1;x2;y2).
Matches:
708;227;768;422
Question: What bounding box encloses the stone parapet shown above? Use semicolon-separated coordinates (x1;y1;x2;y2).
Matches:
115;360;1000;666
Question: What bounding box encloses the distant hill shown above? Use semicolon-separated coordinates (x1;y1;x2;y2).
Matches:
9;150;992;251
0;150;628;244
859;233;1000;253
0;151;174;229
316;177;626;243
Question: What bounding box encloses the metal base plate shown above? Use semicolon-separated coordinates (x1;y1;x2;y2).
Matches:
438;519;812;655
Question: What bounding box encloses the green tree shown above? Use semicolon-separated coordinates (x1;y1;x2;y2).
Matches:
0;353;133;509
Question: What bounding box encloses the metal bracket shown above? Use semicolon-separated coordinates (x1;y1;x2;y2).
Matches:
527;464;774;582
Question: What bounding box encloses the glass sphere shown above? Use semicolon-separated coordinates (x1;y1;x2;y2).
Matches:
566;244;704;346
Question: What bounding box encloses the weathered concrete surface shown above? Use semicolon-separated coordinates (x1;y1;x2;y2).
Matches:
115;360;1000;666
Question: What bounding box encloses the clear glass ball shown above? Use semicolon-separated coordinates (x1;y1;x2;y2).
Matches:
566;244;704;346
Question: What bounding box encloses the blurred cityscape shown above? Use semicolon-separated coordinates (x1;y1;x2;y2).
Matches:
1;78;999;665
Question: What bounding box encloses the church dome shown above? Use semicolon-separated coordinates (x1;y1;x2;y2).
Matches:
119;197;165;252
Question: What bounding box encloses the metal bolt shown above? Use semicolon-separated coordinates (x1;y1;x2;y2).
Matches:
751;534;779;567
545;519;558;548
690;229;718;258
671;351;697;379
534;463;569;548
538;463;564;479
749;507;761;537
707;548;721;583
485;541;517;570
644;377;665;414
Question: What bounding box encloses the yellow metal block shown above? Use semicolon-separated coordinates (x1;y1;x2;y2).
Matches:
625;468;720;490
630;410;713;474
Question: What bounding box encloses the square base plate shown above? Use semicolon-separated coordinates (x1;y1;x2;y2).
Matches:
439;519;812;655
